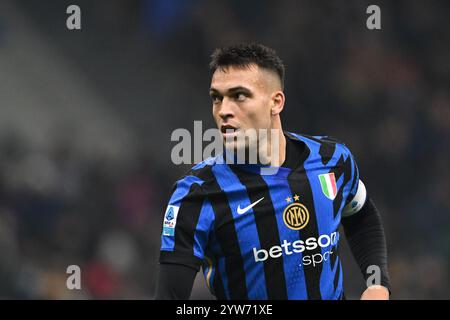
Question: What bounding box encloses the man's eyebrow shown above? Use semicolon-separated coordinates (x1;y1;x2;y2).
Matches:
228;86;251;94
209;88;220;95
209;86;252;95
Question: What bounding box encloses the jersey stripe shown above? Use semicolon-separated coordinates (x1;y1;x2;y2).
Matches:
287;134;325;299
173;183;205;257
217;256;231;299
212;164;268;299
262;174;309;299
193;199;215;258
290;134;352;298
230;166;288;300
332;155;353;218
213;257;227;299
334;260;343;299
160;176;204;253
202;166;248;299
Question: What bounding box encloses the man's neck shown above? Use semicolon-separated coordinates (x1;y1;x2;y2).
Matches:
258;128;286;167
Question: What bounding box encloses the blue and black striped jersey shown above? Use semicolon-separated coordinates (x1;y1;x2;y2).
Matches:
160;132;361;300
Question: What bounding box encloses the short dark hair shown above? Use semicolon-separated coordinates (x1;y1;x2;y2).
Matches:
209;43;285;89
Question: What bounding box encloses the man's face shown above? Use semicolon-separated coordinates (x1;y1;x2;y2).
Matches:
210;64;279;152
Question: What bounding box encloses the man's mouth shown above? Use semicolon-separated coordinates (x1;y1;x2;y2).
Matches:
221;124;240;138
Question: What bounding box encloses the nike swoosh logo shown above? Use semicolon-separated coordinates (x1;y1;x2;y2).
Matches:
237;197;264;215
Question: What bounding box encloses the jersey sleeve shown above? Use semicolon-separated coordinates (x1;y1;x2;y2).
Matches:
341;145;367;217
159;175;215;271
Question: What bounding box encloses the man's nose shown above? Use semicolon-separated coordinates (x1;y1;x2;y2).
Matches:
218;97;234;120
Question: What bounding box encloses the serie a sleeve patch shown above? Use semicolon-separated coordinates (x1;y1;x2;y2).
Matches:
163;205;180;236
342;180;367;217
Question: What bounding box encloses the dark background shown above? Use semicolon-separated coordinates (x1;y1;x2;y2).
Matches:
0;0;448;299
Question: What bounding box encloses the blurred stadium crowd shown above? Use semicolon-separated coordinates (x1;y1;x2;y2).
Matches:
0;0;448;299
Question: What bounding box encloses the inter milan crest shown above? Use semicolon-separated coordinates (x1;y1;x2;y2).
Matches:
283;195;310;230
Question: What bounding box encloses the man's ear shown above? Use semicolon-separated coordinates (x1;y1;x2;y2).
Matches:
271;91;285;116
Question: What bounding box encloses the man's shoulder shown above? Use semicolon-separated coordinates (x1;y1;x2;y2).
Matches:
174;156;222;189
286;132;355;158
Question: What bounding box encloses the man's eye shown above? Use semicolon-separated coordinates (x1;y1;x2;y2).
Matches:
235;93;247;102
211;96;222;103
